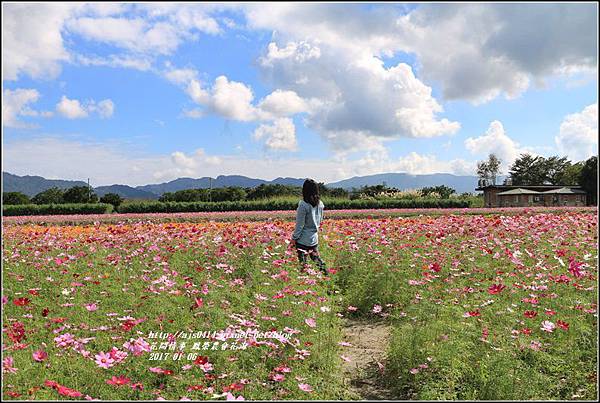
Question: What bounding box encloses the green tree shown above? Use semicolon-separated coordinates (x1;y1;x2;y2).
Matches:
3;192;30;205
556;161;583;185
100;193;124;207
422;185;456;199
31;187;65;204
509;154;547;185
476;153;502;185
63;186;98;203
543;156;572;184
579;156;597;206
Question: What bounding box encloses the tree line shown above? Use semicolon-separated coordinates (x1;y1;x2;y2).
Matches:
3;186;123;207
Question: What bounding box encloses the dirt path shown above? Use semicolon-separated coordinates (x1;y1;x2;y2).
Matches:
340;318;394;400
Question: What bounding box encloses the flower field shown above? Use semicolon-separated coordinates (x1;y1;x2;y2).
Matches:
2;209;597;400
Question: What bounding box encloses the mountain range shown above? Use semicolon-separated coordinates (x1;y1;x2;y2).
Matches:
2;171;482;199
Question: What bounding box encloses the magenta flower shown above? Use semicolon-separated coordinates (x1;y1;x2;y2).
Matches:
33;350;48;362
94;351;115;369
2;356;18;374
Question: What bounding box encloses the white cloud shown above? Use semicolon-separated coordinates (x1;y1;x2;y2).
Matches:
55;96;115;119
555;103;598;162
2;3;73;80
464;120;534;170
2;88;51;128
258;40;460;152
56;96;89;119
2;3;224;80
252;118;298;151
244;3;597;104
256;90;308;119
90;99;115;118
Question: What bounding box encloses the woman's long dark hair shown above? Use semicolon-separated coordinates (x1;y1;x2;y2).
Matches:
302;179;320;207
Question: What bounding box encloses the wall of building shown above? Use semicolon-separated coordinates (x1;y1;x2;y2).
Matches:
496;193;586;207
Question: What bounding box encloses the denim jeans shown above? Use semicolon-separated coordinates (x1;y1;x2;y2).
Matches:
295;242;326;272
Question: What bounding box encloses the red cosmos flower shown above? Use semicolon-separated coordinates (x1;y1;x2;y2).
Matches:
5;391;21;398
521;328;532;335
28;289;39;296
122;321;136;331
568;258;584;278
41;308;49;317
190;298;204;310
544;309;557;316
557;320;569;330
13;297;31;306
194;356;209;366
106;375;131;386
7;322;26;343
187;385;204;391
464;310;480;317
429;262;442;273
488;284;506;294
524;311;538;318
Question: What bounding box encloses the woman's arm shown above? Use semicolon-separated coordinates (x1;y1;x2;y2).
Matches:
291;202;306;241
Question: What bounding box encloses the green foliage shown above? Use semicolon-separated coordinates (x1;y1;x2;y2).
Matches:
31;187;65;204
2;191;30;205
245;184;300;200
579;156;597;205
117;198;470;214
3;203;113;216
509;154;583;185
421;185;456;199
99;193;124;207
63;185;98;203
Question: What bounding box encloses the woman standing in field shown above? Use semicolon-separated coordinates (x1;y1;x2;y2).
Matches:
291;179;326;273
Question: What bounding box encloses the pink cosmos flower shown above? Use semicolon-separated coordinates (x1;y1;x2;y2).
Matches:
33;350;48;362
3;356;17;374
123;337;151;356
54;333;75;348
304;318;316;328
85;303;98;312
298;383;313;392
541;321;556;332
94;351;115;369
372;305;383;314
270;373;285;382
226;393;245;401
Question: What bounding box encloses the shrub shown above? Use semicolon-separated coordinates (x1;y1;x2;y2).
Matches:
100;193;124;208
3;203;113;216
117;198;470;214
3;192;30;205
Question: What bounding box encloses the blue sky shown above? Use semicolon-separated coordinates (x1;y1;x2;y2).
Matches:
2;2;598;186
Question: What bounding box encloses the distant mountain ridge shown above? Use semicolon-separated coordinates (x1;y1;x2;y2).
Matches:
3;171;482;199
2;173;89;197
327;173;483;194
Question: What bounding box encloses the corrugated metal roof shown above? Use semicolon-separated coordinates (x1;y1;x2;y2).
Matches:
542;187;587;194
497;188;543;195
